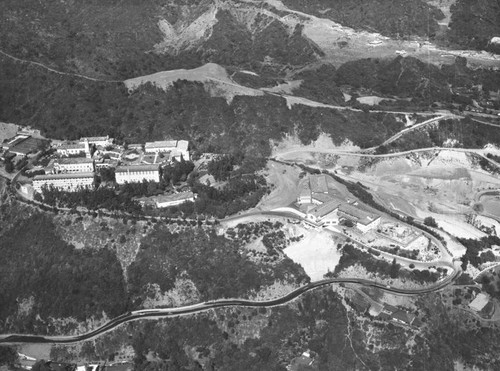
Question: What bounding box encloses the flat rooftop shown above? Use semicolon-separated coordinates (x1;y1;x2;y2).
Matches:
115;164;159;172
80;136;109;142
55;157;93;164
58;142;85;150
155;192;195;203
34;172;95;180
145;140;177;148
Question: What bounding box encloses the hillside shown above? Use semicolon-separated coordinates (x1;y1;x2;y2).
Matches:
281;0;445;38
0;187;309;335
447;0;500;52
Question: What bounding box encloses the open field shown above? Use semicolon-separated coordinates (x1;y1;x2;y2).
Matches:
256;161;302;210
0;122;18;143
124;63;264;103
284;227;341;281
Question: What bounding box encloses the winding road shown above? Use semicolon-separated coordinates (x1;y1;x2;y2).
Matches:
0;268;460;345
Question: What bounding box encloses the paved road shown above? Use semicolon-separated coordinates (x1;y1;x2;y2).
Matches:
0;269;460;345
275;146;500;170
365;114;459;150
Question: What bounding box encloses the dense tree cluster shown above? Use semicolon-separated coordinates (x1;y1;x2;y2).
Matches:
39;185;142;214
282;0;444;38
292;64;344;105
447;0;500;52
120;181;164;199
459;235;500;270
190;175;268;218
206;154;240;181
0;213;128;333
163;157;195;185
0;346;18;368
128;228;309;305
424;217;438;228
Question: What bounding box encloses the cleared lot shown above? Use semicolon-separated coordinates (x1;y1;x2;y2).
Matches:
284;228;341;281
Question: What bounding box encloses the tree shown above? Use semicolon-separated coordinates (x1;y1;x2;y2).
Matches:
4;158;14;173
0;346;18;367
390;258;400;278
423;216;438;228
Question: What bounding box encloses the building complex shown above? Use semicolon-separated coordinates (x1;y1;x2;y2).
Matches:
115;164;161;184
299;174;381;233
53;158;94;173
144;140;190;161
33;173;95;193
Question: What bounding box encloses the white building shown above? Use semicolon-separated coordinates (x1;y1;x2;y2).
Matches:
155;192;196;208
306;200;342;226
144;140;190;161
56;142;88;157
297;174;331;205
115;164;160;184
469;293;490;312
338;203;381;233
79;135;113;148
53;157;94;173
33;173;94;193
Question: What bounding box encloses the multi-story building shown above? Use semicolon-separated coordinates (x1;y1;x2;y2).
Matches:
79;135;113;148
115;164;160;184
338;203;381;233
33;173;95;193
155;192;196;208
144;140;190;161
53;157;94;173
56;142;88;157
306;199;342;226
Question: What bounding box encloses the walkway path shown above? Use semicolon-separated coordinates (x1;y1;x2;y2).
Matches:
0;50;122;83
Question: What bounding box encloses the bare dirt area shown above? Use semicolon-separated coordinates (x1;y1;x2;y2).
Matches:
141;279;201;309
250;280;301;301
283;227;342;281
266;0;499;68
124;63;263;103
0;122;18;143
256;160;302;210
286;149;500;240
272;132;360;158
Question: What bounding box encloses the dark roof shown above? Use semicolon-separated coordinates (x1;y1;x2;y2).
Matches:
339;203;380;225
310;199;342;218
9;137;47;155
391;310;416;325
